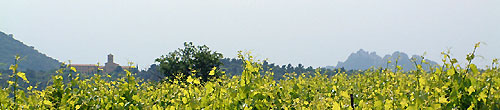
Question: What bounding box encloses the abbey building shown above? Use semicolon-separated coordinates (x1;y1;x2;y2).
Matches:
71;54;131;73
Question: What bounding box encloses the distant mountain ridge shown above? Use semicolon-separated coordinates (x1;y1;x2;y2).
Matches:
0;31;60;71
335;49;438;71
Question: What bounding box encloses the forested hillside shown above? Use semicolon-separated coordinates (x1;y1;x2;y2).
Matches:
0;31;60;71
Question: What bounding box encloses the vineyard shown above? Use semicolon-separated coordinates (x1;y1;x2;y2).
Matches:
1;44;499;109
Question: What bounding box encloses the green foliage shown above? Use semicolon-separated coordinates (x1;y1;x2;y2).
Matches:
155;42;223;82
0;43;499;109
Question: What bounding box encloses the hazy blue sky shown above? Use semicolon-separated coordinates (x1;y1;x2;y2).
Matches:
1;0;499;69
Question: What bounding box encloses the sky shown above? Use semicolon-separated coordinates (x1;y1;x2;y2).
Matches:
1;0;499;69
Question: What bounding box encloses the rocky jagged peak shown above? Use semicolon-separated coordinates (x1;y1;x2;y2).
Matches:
335;49;438;71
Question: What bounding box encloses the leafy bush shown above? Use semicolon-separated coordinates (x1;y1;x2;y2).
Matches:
155;42;224;82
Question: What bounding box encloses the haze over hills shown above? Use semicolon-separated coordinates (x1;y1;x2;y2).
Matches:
334;49;439;71
1;30;441;72
0;31;60;71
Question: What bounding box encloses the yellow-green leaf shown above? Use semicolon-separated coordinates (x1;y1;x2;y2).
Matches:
187;76;194;83
194;78;200;84
9;65;17;71
340;91;349;98
76;105;81;110
470;64;478;74
209;67;216;76
17;72;29;83
71;67;77;72
15;55;20;61
206;82;214;93
332;102;341;110
478;92;487;101
438;96;449;103
447;69;455;76
133;95;140;101
374;100;383;107
400;98;408;107
43;100;53;106
467;86;475;95
467;103;474;110
182;97;188;104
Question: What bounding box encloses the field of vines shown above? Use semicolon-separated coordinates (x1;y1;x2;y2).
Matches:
1;44;499;109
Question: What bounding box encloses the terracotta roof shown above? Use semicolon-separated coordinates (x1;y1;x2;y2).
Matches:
121;66;132;68
71;64;100;67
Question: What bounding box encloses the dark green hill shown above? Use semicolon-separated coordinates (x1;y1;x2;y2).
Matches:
0;31;60;71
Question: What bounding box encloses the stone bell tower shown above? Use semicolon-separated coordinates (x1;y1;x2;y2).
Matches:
107;54;114;63
104;54;119;73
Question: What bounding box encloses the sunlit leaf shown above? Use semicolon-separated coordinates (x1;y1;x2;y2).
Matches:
209;67;216;76
71;67;77;72
43;100;53;106
17;72;29;83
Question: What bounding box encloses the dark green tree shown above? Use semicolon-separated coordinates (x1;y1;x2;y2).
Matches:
155;42;223;82
113;66;124;73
